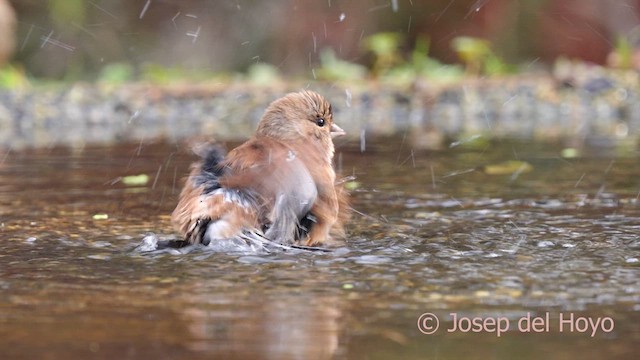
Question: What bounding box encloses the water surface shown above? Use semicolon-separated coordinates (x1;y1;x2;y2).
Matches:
0;137;638;359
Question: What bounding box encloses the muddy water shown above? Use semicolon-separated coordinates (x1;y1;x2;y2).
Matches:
0;138;638;359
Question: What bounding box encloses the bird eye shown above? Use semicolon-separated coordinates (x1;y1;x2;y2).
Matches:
316;118;325;127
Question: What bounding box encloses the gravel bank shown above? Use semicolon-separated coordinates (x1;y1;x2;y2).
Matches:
1;69;639;149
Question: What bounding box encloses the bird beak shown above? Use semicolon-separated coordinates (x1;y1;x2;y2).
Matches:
330;123;346;138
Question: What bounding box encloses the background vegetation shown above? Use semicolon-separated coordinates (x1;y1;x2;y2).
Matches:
2;0;640;85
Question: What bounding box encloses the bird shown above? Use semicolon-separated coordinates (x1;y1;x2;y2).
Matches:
171;90;349;248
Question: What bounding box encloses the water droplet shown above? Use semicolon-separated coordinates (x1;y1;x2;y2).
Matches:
139;0;151;19
345;89;352;107
391;0;399;12
537;240;554;248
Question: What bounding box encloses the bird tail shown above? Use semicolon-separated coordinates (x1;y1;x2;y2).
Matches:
172;142;230;243
190;142;227;194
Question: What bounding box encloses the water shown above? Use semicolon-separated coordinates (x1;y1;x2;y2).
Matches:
0;138;638;359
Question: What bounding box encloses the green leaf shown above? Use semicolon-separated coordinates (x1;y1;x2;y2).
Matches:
98;63;134;83
561;148;580;159
451;36;491;63
364;32;402;57
482;161;533;175
317;48;367;81
92;214;109;220
344;181;361;191
49;0;86;26
246;63;281;85
122;174;149;186
0;65;28;89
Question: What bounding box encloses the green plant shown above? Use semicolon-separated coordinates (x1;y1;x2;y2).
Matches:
49;0;86;26
363;32;403;76
451;36;512;75
316;48;367;81
363;34;463;85
245;62;282;85
610;35;633;69
98;63;134;84
406;36;464;82
0;65;28;89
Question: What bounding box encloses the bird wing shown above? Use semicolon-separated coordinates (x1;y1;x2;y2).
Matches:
221;137;318;243
171;143;259;244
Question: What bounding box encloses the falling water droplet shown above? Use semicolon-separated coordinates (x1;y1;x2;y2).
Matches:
345;89;352;107
312;32;317;53
171;12;180;29
139;0;151;19
186;26;201;44
391;0;399;12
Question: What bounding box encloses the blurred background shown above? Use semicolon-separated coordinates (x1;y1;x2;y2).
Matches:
2;0;640;81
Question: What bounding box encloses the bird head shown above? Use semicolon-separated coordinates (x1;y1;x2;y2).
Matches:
256;90;345;159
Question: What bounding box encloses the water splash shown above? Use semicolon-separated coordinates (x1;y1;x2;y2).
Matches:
89;1;119;19
40;31;75;52
435;0;455;23
467;0;491;18
20;24;34;52
186;26;202;44
171;11;180;29
345;89;352;107
139;0;151;19
449;134;481;148
312;32;317;53
391;0;399;12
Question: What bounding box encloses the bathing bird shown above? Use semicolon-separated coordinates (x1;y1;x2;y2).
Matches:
171;90;349;247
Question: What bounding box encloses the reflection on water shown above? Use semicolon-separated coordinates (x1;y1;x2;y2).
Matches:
0;138;639;359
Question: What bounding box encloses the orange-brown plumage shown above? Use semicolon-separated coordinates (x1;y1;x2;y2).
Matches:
171;90;349;246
